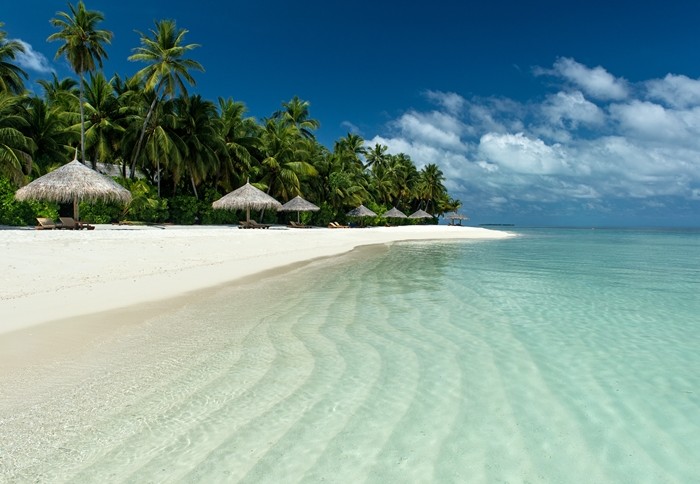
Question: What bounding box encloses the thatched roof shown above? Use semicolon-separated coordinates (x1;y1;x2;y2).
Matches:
409;209;433;219
279;195;320;212
443;211;469;220
212;181;282;211
347;204;377;217
381;207;407;218
15;159;132;204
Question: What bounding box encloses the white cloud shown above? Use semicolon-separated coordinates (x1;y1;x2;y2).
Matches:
543;57;628;101
13;40;53;74
340;121;360;134
367;58;700;223
424;90;466;114
645;74;700;109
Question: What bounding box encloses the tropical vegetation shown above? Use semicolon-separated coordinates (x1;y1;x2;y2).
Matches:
0;3;461;226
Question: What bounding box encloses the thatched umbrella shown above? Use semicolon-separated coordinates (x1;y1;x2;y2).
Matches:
346;204;377;218
409;209;434;219
381;207;407;219
212;180;282;223
279;195;320;223
443;211;469;225
14;158;132;220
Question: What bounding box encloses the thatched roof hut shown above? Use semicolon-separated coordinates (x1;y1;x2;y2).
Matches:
409;209;434;219
346;204;377;217
212;181;282;222
381;207;407;219
14;159;132;220
279;195;320;223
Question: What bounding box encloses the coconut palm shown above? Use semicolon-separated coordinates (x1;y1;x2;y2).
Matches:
417;163;446;213
174;95;224;198
140;98;183;197
48;1;113;165
259;118;317;201
275;96;320;139
216;97;259;189
37;74;79;111
0;92;34;183
127;19;203;179
365;142;388;170
21;96;74;175
83;72;124;169
0;22;28;94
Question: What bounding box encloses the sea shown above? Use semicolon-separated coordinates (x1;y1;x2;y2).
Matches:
1;227;699;483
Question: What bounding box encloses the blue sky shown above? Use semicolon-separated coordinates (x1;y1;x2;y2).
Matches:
4;0;700;226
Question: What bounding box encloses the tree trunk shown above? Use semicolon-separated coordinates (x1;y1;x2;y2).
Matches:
129;96;159;179
79;73;88;166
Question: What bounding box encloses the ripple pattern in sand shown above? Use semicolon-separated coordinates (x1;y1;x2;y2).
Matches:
1;233;699;483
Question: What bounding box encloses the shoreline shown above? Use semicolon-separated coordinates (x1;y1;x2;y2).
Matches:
0;224;514;337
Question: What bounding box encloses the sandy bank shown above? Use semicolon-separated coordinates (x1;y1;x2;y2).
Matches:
0;224;513;335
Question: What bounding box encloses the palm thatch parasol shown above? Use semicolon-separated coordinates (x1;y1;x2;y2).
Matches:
381;207;407;219
409;209;434;219
279;195;320;223
443;211;469;225
346;204;377;217
212;180;282;223
14;158;132;220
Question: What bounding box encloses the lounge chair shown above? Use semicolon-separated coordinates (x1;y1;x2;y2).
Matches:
35;217;58;230
59;217;95;230
289;221;311;228
239;220;270;229
328;221;349;228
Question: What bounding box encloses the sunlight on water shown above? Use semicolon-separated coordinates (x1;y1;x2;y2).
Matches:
1;229;699;482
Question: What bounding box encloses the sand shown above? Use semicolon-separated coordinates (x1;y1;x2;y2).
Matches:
0;223;512;336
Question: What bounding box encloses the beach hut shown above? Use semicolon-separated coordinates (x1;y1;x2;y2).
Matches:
346;204;377;218
212;180;282;223
443;211;469;225
381;207;407;225
409;209;434;219
279;195;320;223
14;158;132;221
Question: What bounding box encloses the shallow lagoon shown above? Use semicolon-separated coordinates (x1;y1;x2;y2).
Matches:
2;228;699;482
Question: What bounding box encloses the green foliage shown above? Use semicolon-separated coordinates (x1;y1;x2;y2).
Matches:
168;195;200;224
78;199;123;223
199;188;238;225
0;177;57;226
120;178;168;223
313;202;335;226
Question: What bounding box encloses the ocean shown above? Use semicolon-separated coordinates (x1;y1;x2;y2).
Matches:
2;228;699;482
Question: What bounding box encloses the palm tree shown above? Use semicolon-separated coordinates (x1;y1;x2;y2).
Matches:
0;92;34;183
417;163;446;213
259;117;317;201
83;72;124;169
364;142;388;170
127;19;203;179
274;96;320;139
48;1;112;164
21;96;74;175
0;22;28;94
214;97;261;190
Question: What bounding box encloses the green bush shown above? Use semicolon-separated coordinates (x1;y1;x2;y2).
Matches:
0;177;57;226
120;179;168;223
78;200;124;224
169;195;201;225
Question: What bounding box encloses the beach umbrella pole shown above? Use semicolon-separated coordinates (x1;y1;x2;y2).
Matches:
74;198;79;221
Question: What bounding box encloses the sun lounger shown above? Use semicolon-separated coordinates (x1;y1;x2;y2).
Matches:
239;220;270;229
59;217;95;230
289;221;311;228
328;221;349;228
35;217;58;230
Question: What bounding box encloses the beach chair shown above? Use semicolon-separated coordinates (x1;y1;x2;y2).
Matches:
35;217;58;230
249;220;271;229
59;217;95;230
328;221;349;228
289;221;311;228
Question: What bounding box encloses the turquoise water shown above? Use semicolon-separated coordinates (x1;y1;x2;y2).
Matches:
2;228;699;482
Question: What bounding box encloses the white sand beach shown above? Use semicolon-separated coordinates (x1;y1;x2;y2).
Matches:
1;224;512;336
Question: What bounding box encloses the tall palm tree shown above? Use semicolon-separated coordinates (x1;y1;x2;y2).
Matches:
259;117;317;201
37;73;79;111
216;97;260;190
21;96;74;175
0;92;34;183
364;142;388;170
48;1;112;164
417;163;446;213
127;19;203;179
83;72;124;169
0;22;28;94
274;96;320;139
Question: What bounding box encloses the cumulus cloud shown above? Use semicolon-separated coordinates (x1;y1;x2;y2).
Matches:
13;40;53;74
366;58;700;224
538;57;628;101
424;90;466;114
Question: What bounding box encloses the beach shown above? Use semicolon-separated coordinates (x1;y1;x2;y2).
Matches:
0;223;511;335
